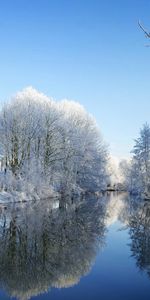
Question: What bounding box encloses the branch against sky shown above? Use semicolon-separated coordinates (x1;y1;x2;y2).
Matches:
138;20;150;38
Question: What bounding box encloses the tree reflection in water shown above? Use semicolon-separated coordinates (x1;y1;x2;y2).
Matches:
0;195;106;300
127;197;150;277
100;192;150;281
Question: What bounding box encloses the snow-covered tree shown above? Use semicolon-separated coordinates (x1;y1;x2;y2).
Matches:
124;123;150;196
0;87;109;201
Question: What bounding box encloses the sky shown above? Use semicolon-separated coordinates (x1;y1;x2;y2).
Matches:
0;0;150;159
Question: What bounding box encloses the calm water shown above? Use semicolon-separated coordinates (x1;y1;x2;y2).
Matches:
0;193;150;300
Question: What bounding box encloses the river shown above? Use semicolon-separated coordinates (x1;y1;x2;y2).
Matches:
0;192;150;300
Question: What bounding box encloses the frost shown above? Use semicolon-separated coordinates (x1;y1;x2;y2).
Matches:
120;123;150;198
0;87;109;202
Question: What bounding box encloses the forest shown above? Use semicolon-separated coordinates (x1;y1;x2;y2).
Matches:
0;87;150;202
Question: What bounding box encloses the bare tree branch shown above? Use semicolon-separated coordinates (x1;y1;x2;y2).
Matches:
138;20;150;38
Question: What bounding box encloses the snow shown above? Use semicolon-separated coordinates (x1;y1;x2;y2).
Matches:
0;87;109;203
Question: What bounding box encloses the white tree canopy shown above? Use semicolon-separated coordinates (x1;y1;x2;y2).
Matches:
0;87;109;201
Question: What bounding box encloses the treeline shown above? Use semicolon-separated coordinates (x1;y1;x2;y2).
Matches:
0;87;109;199
120;123;150;197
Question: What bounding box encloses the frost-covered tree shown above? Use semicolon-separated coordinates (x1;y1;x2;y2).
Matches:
123;123;150;196
0;87;109;200
58;100;109;192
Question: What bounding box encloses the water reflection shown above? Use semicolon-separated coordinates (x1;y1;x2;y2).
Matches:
1;193;150;300
106;193;150;279
0;195;106;300
105;192;128;226
127;198;150;277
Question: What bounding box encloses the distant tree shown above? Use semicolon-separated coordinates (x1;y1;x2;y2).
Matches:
132;123;150;193
124;123;150;196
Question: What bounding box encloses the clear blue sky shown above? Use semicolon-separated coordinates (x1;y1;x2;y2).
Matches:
0;0;150;158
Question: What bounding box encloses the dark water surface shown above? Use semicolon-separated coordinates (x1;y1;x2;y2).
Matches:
0;193;150;300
